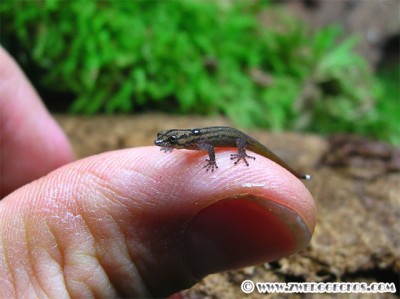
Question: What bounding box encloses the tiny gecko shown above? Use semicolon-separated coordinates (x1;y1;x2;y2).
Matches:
154;126;311;180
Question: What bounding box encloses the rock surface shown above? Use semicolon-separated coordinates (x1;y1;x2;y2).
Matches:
56;114;399;298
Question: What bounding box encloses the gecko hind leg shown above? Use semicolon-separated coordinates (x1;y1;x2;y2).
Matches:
230;138;255;166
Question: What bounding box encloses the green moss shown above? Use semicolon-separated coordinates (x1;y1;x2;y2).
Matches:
2;0;397;144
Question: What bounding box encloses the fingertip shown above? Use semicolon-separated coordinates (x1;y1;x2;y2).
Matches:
145;148;316;278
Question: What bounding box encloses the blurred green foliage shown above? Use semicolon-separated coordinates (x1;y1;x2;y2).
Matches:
373;66;400;145
1;0;398;144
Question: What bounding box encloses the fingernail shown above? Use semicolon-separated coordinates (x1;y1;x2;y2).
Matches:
183;196;312;279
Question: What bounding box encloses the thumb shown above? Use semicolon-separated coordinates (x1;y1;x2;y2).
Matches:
0;147;316;297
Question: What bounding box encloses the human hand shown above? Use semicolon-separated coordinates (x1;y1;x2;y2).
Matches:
0;47;316;297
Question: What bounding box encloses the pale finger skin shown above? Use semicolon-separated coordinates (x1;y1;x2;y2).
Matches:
0;147;316;298
0;46;74;198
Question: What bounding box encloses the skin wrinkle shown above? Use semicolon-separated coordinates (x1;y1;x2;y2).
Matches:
0;278;14;298
57;194;100;297
44;225;69;297
128;256;153;298
68;276;94;299
73;156;154;213
38;173;81;216
68;213;108;297
104;219;145;296
26;210;52;298
66;247;108;297
92;215;134;295
22;218;42;298
156;170;198;207
34;219;70;298
30;254;50;299
120;160;159;187
31;162;149;296
79;253;114;298
123;261;150;297
97;168;151;212
0;231;16;297
27;179;90;298
103;246;137;296
81;152;178;213
96;185;132;215
69;170;145;296
0;207;28;298
160;164;230;211
119;168;161;205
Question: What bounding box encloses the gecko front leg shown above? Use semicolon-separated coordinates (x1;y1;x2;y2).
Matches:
197;142;218;172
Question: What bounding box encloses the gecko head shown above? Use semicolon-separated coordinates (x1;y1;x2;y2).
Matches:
154;129;191;149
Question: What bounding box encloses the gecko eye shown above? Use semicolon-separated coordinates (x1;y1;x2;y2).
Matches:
168;135;177;143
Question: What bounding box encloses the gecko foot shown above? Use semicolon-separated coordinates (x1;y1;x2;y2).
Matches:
231;152;256;166
204;159;218;172
160;147;174;153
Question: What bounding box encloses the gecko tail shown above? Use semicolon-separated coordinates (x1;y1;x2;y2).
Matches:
300;174;312;180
